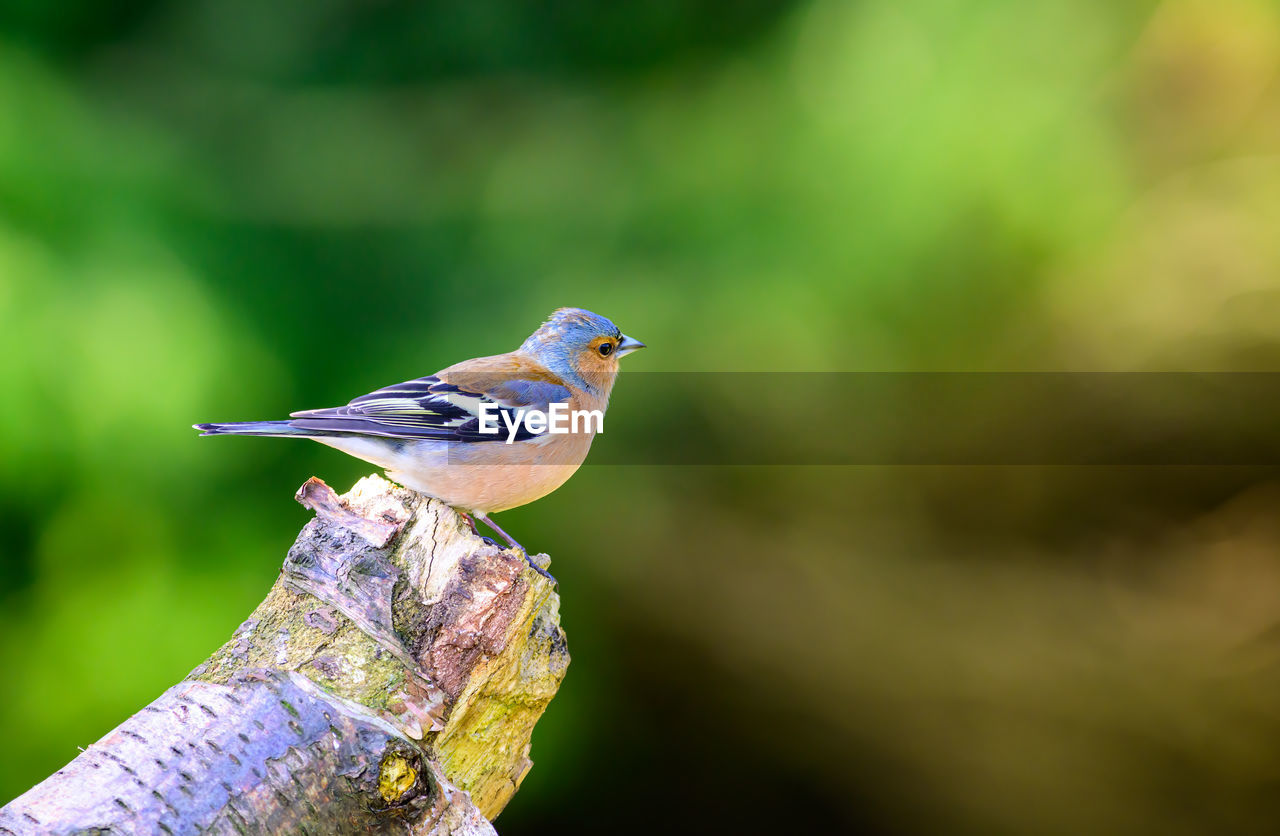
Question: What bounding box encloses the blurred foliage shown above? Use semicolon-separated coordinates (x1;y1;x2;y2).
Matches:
4;0;1280;833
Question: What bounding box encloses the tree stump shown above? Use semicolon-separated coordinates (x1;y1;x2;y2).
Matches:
0;475;570;835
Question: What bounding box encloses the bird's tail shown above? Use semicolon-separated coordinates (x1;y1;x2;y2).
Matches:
193;420;319;438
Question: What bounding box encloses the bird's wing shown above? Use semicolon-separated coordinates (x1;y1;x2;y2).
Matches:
288;358;573;442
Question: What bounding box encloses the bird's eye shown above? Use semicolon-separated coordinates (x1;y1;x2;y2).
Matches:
598;342;614;357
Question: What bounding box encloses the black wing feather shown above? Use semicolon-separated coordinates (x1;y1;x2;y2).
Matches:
287;375;567;442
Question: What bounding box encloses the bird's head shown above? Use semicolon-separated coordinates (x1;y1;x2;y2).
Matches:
520;307;645;394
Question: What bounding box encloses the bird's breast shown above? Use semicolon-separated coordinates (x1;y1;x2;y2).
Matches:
388;430;597;513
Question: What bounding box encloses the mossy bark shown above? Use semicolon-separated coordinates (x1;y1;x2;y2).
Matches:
0;475;569;835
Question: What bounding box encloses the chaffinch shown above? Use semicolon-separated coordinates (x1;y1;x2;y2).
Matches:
195;307;645;577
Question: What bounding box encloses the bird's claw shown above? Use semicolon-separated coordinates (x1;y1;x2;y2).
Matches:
462;510;556;584
523;554;557;584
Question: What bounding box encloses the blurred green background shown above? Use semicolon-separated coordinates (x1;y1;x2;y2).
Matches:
4;0;1280;832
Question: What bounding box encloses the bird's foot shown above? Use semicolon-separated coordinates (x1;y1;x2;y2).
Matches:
473;512;557;585
522;554;557;584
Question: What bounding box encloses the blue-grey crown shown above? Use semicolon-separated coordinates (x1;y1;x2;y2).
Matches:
520;308;623;387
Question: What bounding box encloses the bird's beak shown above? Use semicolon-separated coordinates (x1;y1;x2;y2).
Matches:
616;335;646;358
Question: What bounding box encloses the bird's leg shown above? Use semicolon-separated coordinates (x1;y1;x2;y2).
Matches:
474;512;522;552
458;510;479;535
456;510;500;549
474;512;556;583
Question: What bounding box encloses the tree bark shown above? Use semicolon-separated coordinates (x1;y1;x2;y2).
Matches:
0;475;570;835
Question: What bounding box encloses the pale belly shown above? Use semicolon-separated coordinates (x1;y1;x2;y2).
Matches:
314;432;595;513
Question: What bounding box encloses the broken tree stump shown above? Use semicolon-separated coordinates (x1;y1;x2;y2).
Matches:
0;475;570;835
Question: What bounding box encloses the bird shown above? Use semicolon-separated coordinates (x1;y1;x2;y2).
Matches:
195;307;645;579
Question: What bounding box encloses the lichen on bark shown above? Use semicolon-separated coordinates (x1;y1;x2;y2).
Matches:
0;474;569;834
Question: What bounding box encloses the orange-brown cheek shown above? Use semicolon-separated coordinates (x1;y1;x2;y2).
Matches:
581;350;609;373
579;340;617;371
573;351;619;383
